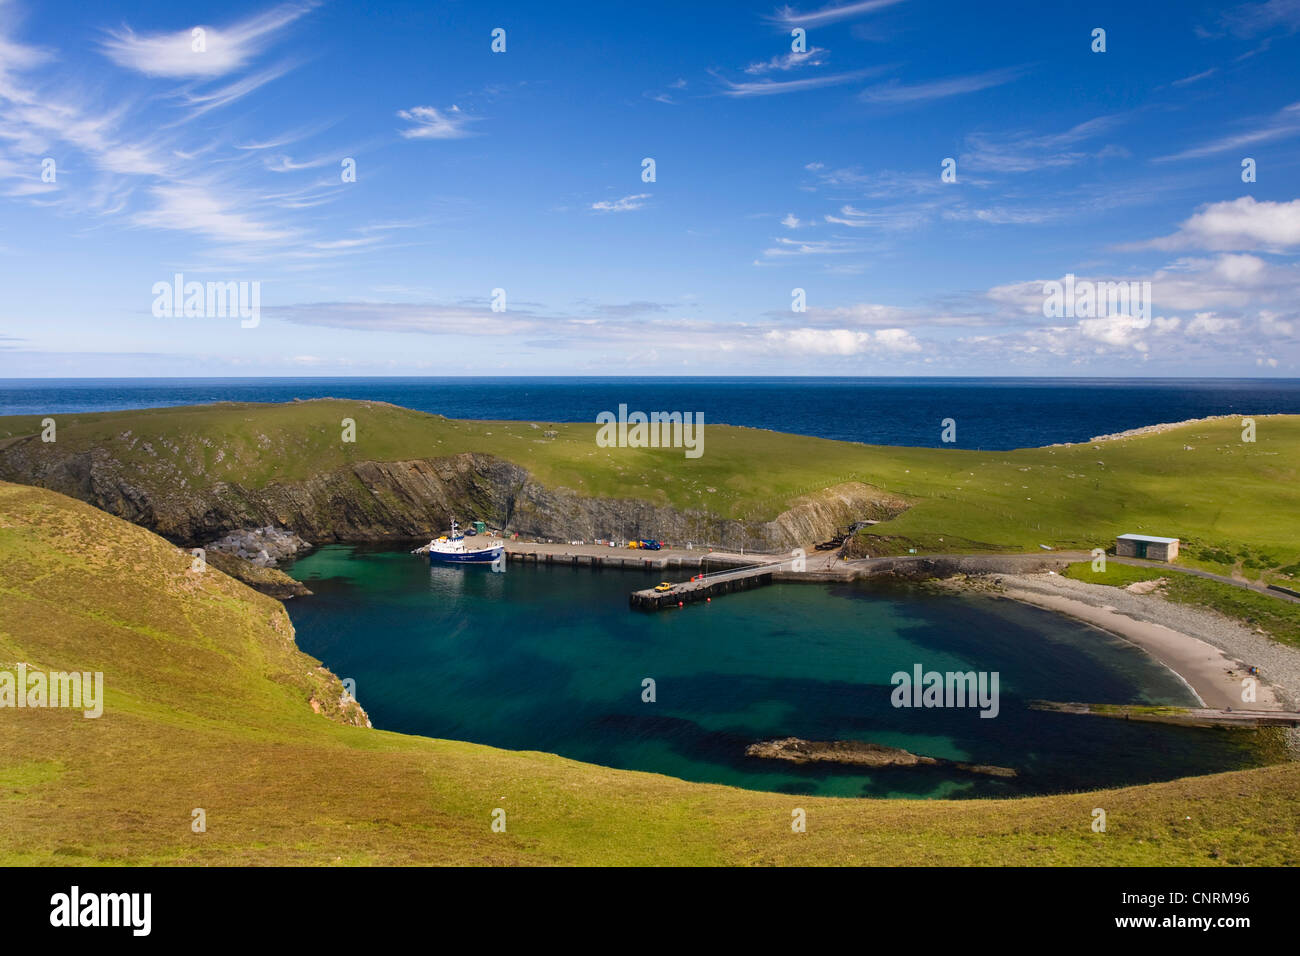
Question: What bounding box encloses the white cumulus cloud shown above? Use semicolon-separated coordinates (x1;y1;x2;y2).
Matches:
764;327;920;355
1141;197;1300;251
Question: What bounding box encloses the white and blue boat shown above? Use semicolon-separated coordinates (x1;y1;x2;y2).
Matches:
424;519;504;564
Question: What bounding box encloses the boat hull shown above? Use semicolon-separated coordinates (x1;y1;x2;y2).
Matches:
428;545;504;564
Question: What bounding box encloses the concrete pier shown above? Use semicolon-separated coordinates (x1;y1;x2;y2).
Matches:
503;541;763;574
497;541;1105;612
629;563;781;610
499;541;794;610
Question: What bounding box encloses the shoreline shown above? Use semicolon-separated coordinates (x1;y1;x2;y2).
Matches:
995;584;1269;710
965;572;1300;718
505;539;1300;726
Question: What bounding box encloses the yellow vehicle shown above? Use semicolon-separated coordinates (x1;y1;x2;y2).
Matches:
654;582;673;593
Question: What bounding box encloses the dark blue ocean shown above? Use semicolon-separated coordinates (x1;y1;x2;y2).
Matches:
2;377;1298;449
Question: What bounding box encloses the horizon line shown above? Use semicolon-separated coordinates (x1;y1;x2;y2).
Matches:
3;374;1300;382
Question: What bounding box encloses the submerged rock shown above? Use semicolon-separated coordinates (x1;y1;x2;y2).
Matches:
745;736;1016;778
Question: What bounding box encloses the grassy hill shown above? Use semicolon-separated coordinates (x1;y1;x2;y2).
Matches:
1;402;1298;576
1;480;1298;866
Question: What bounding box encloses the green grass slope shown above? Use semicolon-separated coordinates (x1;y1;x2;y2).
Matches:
2;402;1298;574
1;481;1298;866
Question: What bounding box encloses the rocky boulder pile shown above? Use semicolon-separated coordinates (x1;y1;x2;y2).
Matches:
206;526;311;567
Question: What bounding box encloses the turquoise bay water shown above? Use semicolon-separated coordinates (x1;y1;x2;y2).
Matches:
285;546;1268;798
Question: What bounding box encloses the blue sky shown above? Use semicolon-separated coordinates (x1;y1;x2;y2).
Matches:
1;0;1299;376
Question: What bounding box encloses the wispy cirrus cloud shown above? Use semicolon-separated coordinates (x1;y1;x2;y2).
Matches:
0;0;340;254
824;203;931;230
942;205;1058;225
767;0;908;27
745;48;829;74
1171;67;1218;86
258;178;345;211
804;164;948;197
761;236;861;257
271;301;539;336
644;77;687;104
99;2;316;77
0;21;177;205
960;115;1127;172
233;120;337;151
716;65;887;97
1154;101;1300;161
591;193;651;212
174;63;298;119
397;105;476;139
860;66;1025;105
0;4;49;80
132;183;299;246
264;152;337;172
1218;0;1300;37
588;301;673;317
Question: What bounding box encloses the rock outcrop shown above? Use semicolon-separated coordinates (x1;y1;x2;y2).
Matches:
203;551;313;600
207;526;312;566
745;736;1017;778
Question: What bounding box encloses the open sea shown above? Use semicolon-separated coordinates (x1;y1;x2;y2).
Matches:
2;376;1299;448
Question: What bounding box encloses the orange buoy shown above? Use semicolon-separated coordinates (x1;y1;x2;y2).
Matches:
678;601;683;607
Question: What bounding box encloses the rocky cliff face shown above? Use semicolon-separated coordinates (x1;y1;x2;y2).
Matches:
0;441;909;551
